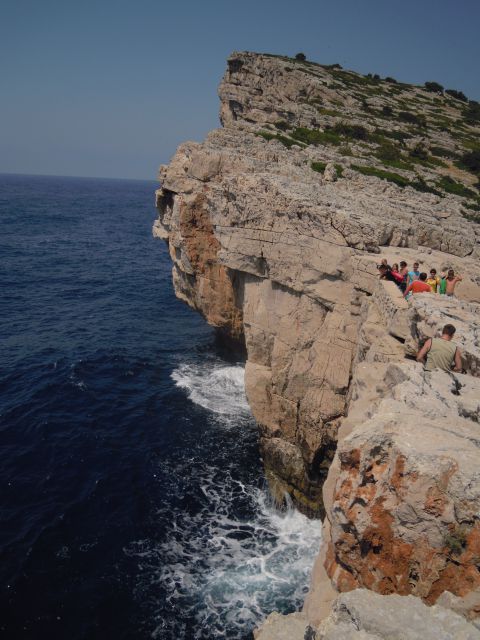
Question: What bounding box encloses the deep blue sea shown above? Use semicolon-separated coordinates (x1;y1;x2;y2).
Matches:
0;174;321;640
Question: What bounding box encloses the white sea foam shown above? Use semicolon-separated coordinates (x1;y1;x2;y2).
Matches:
171;362;250;421
125;359;323;638
126;469;322;639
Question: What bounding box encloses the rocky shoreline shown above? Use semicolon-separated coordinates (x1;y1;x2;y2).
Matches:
154;52;480;636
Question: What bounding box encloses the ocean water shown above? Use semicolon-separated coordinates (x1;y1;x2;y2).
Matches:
0;174;322;640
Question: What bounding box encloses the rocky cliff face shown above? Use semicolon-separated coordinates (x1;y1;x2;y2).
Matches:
154;51;480;628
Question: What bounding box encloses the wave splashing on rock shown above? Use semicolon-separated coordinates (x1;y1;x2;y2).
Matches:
171;362;251;422
125;359;322;639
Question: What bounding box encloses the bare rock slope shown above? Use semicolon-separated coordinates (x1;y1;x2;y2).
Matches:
154;51;480;628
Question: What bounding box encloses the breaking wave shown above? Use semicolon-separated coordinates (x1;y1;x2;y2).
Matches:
171;362;250;423
124;359;322;639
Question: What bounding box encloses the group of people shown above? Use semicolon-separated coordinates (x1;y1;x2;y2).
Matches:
378;259;462;298
376;259;465;373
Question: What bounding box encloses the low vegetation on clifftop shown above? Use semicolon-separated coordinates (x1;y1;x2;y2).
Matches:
249;52;480;221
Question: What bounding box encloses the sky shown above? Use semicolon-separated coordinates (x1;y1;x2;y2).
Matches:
1;0;479;180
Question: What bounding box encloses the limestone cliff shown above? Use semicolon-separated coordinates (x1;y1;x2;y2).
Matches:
154;51;480;629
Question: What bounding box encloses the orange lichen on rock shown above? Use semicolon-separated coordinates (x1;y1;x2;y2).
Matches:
327;436;480;616
177;193;244;340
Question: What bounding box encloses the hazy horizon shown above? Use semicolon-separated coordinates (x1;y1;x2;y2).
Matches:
2;0;479;180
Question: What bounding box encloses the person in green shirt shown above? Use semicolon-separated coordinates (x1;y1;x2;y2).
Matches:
416;324;462;372
439;272;447;295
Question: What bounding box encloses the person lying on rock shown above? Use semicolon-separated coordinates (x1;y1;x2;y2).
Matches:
416;324;463;373
445;269;463;297
378;264;404;289
403;272;431;298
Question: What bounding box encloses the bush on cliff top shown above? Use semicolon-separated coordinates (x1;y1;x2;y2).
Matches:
257;130;298;148
459;149;480;176
351;164;443;196
291;127;341;146
398;111;427;127
351;164;410;187
446;89;468;103
464;101;480;124
331;122;369;141
425;81;444;94
438;175;477;199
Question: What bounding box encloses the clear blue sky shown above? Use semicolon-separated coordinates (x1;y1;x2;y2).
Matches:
1;0;479;180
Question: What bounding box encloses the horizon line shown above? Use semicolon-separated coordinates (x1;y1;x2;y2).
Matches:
0;171;158;183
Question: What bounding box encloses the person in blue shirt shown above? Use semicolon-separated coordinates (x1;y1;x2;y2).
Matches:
407;261;420;286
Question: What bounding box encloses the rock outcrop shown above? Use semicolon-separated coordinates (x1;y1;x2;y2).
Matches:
256;590;480;639
153;51;480;632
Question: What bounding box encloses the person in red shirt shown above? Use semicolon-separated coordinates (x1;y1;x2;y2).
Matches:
404;272;432;298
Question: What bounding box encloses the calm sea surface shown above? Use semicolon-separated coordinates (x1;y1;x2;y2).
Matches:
0;174;321;640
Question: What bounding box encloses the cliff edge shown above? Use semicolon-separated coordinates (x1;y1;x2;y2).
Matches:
153;52;480;631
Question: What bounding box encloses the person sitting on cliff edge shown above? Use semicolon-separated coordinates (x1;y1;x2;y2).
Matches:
403;272;431;298
416;324;462;373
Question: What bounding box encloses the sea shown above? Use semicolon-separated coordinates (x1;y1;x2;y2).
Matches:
0;174;322;640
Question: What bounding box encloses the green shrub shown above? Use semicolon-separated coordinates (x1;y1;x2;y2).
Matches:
311;160;344;177
425;81;444;94
398;111;427;127
382;105;393;116
375;128;411;143
464;200;480;212
258;131;276;141
315;106;343;117
410;177;442;196
376;142;402;163
351;165;445;195
463;211;480;223
331;122;368;140
431;146;459;160
295;52;306;61
351;164;410;187
385;76;397;83
291;127;341;146
459;149;480;175
257;131;297;148
464;101;480;124
438;175;476;198
425;155;448;168
274;120;290;131
446;89;468;103
409;143;429;161
338;145;354;156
